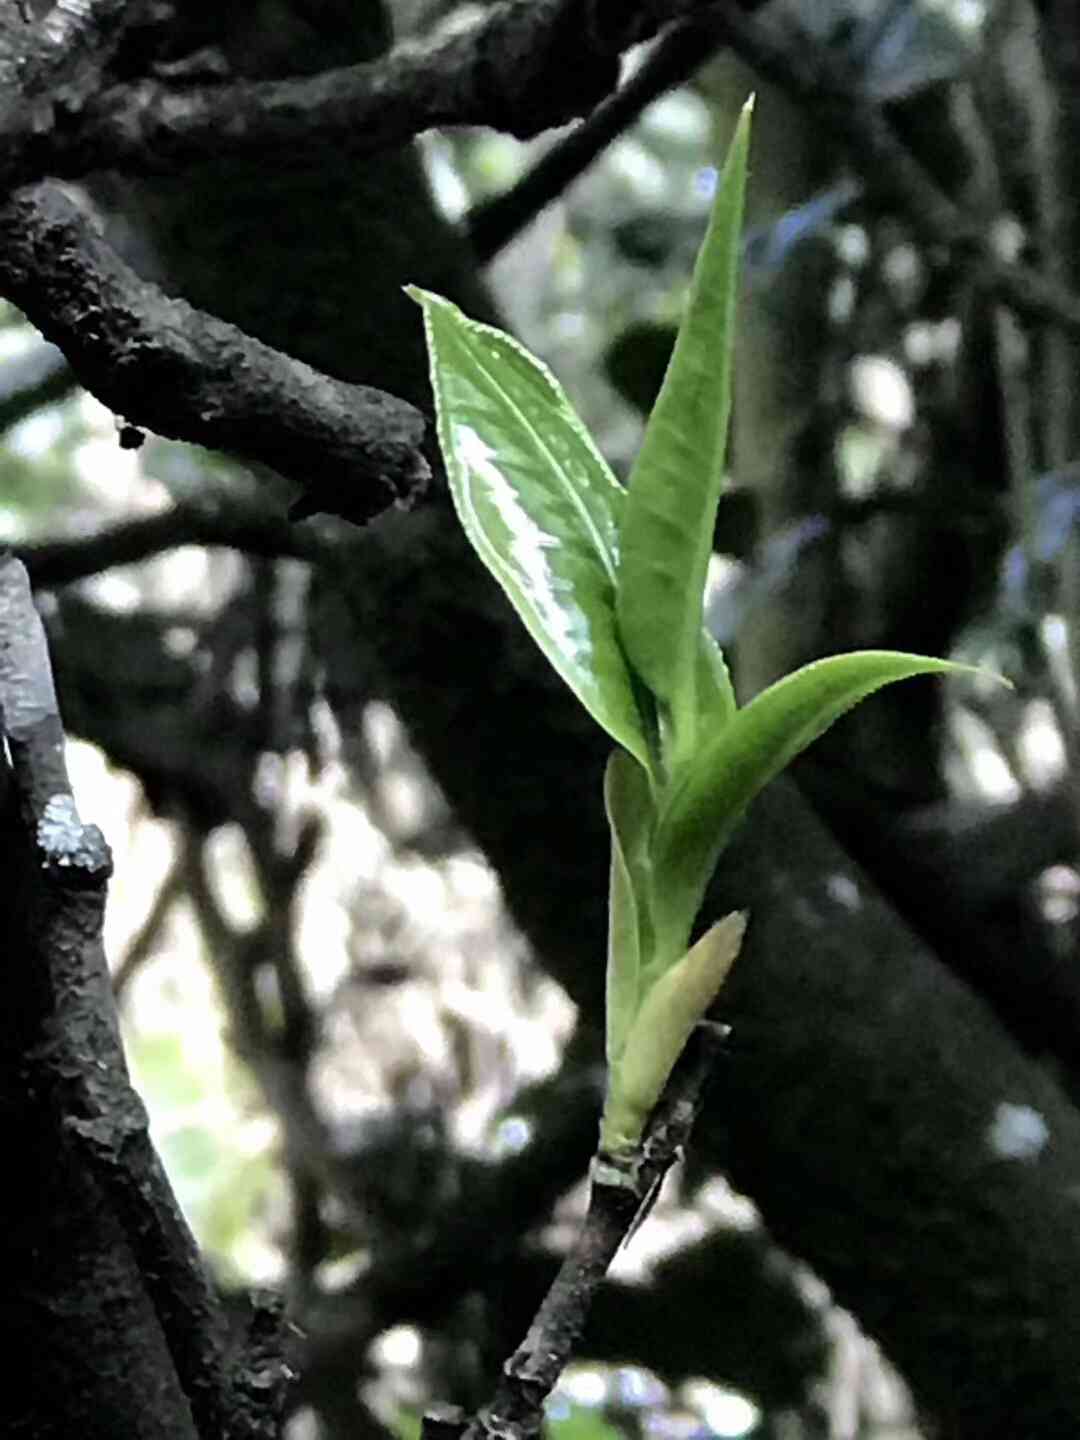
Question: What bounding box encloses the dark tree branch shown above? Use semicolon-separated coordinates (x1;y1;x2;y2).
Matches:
0;552;98;825
1;0;778;189
5;0;1079;537
0;552;294;1439
468;11;736;261
0;183;430;525
20;500;324;588
54;1;619;177
3;1;1080;424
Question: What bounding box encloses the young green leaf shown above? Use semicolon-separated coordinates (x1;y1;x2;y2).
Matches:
697;627;737;726
601;912;746;1156
604;749;657;1069
409;286;653;770
649;651;974;966
616;100;752;752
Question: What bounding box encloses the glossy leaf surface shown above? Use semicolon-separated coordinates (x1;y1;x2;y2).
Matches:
409;286;652;769
616;102;751;749
601;912;746;1155
650;651;970;965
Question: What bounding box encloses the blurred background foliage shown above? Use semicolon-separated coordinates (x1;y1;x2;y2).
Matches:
6;0;1080;1436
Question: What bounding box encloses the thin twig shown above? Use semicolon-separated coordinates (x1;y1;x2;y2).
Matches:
111;853;186;999
20;502;325;590
432;1019;729;1440
469;12;737;262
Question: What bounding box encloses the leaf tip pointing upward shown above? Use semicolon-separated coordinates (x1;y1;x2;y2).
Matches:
615;100;753;758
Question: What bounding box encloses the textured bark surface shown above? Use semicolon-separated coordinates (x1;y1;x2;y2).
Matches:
0;182;428;522
0;560;203;1440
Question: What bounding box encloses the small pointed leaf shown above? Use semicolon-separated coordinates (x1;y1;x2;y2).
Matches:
601;912;747;1155
409;286;652;769
616;100;752;748
651;652;974;964
697;627;737;725
604;750;657;1069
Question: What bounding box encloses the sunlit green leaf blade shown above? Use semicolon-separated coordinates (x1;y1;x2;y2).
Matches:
651;651;972;965
601;912;746;1155
604;750;657;1069
409;286;652;768
616;100;752;746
